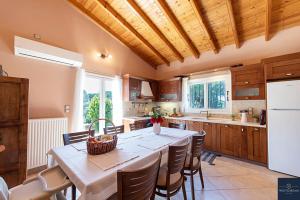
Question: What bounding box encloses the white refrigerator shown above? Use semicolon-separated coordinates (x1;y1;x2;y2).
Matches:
267;80;300;177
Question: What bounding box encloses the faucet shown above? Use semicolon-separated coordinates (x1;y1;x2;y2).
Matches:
200;111;209;119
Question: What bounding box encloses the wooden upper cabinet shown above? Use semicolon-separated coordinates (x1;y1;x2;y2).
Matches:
231;64;265;100
158;79;182;102
263;52;300;81
0;77;28;188
231;63;264;85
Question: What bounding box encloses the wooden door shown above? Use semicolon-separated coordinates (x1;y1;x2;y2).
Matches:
219;124;235;156
233;126;248;159
203;122;212;151
247;127;267;164
0;77;28;188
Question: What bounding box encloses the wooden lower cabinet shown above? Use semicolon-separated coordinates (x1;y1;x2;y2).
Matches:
218;124;235;156
247;127;267;164
234;126;248;159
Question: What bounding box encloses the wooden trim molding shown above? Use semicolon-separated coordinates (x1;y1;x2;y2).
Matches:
96;0;170;66
265;0;272;41
225;0;240;48
189;0;218;54
127;0;184;63
156;0;200;58
68;0;157;68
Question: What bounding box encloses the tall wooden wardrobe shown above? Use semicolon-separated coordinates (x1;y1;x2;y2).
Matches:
0;76;29;188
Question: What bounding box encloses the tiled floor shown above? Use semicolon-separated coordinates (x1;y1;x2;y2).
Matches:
67;156;290;200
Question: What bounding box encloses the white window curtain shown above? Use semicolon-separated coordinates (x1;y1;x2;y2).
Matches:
71;68;85;132
181;77;189;113
112;76;123;126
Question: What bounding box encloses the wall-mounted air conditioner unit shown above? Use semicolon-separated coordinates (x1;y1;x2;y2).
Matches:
14;36;83;67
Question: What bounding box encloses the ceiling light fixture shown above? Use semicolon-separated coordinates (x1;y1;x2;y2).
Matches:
97;52;112;59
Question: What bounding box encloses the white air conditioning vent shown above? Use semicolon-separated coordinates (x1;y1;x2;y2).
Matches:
14;36;83;67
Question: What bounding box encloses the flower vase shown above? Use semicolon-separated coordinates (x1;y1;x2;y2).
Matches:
153;123;161;135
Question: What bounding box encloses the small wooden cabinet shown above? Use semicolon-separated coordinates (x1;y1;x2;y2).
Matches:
231;64;265;100
186;121;203;131
219;124;235;156
0;77;29;188
203;122;213;151
123;75;142;101
247;127;267;164
158;79;182;102
263;52;300;81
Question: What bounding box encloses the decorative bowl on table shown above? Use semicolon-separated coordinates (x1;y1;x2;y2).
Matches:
86;118;118;155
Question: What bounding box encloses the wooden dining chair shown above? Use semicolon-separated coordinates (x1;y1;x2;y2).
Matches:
107;152;162;200
183;131;206;200
129;123;137;131
62;130;94;200
63;130;95;145
168;122;186;130
156;143;189;200
103;125;125;135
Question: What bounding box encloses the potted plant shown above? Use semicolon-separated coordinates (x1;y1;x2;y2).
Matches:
150;113;164;135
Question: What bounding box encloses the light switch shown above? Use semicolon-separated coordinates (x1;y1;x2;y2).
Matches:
64;105;71;113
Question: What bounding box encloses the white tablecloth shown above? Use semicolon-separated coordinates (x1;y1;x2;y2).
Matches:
48;127;197;200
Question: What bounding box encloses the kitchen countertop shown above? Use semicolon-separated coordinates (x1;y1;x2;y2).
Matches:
123;116;266;128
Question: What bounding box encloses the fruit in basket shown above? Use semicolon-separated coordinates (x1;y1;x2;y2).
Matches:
101;135;114;142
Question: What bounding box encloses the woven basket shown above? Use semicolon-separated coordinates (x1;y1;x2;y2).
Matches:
87;118;118;155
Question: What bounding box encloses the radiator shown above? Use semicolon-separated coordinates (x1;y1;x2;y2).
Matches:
27;117;68;169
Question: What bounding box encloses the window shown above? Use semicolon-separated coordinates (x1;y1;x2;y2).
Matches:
83;75;113;133
186;73;231;113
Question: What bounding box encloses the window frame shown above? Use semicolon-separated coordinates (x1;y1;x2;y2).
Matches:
186;73;232;114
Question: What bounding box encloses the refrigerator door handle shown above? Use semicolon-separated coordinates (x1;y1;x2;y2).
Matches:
270;109;300;111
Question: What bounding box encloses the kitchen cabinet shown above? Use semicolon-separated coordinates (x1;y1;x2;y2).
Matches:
219;124;235;156
123;75;142;101
247;127;267;164
158;79;182;102
263;52;300;81
186;121;203;131
234;126;248;159
203;122;213;151
0;77;28;188
231;63;265;100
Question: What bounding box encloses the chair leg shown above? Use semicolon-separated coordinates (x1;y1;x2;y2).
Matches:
182;179;187;200
190;173;195;200
199;166;204;189
64;188;67;196
72;184;76;200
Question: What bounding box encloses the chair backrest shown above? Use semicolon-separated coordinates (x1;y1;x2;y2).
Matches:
168;122;186;130
168;143;189;174
191;131;206;158
103;125;124;135
0;177;8;200
129;123;137;131
117;152;162;200
63;130;95;145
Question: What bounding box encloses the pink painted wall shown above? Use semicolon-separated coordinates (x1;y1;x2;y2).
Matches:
156;26;300;80
0;0;155;125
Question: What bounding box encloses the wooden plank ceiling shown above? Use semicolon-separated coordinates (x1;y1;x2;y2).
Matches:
69;0;300;68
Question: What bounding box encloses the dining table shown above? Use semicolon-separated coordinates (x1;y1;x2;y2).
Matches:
48;127;198;200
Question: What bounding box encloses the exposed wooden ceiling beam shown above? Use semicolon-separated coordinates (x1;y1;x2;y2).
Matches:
96;0;170;66
265;0;272;41
225;0;240;48
127;0;184;62
189;0;218;54
68;0;157;68
156;0;200;58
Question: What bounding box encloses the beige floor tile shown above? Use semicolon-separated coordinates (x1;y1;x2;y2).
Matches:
219;188;277;200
